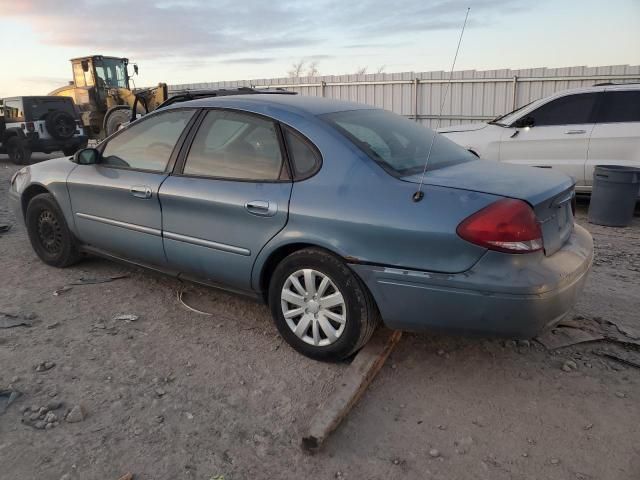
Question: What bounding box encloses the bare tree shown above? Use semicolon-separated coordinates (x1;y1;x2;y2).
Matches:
306;61;319;77
376;65;386;74
288;60;305;78
355;66;368;75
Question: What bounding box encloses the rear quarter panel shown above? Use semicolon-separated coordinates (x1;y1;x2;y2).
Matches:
586;121;640;186
251;117;497;290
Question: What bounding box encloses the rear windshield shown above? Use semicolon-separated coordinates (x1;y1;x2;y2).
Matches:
24;98;77;121
321;109;475;176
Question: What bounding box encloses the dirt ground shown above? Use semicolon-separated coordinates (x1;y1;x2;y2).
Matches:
1;154;639;480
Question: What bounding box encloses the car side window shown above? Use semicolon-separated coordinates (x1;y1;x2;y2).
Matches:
183;110;284;181
283;127;321;178
101;109;194;171
4;99;24;121
523;93;598;127
596;91;640;123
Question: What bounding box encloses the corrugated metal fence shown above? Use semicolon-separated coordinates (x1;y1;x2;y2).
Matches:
169;64;640;128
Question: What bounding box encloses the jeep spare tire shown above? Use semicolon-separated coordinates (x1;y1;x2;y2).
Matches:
46;111;76;140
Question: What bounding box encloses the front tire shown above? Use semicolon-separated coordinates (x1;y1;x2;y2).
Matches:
268;248;379;361
25;193;81;268
7;137;32;165
104;108;131;137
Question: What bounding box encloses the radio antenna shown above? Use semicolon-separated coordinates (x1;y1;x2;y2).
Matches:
413;7;470;202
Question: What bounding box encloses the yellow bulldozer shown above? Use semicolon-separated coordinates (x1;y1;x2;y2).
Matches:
49;55;168;139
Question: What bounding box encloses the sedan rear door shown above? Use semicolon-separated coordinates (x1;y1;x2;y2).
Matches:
586;89;640;189
159;109;292;292
499;92;599;187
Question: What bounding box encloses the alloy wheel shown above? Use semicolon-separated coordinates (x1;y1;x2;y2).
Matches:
280;269;347;346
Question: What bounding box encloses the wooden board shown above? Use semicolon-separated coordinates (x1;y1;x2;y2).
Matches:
301;328;402;452
536;326;604;350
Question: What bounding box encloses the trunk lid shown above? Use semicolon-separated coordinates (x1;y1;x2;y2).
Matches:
402;159;575;255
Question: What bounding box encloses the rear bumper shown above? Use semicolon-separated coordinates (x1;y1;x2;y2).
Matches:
351;224;593;338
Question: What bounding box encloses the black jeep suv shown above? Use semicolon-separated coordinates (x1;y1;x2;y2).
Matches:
0;96;88;164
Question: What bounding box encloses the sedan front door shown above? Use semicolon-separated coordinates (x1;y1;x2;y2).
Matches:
159;109;292;292
67;109;195;266
499;92;599;187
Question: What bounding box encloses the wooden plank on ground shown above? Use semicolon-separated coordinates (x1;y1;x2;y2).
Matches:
301;328;402;453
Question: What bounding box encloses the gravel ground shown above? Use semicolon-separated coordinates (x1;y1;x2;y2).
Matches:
1;155;639;480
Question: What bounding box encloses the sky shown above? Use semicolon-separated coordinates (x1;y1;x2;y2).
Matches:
0;0;639;97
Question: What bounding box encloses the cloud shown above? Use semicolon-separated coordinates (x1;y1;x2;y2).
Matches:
219;57;277;64
306;54;334;60
2;0;528;61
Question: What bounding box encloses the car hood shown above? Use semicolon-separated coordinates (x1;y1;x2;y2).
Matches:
437;123;488;134
402;159;573;207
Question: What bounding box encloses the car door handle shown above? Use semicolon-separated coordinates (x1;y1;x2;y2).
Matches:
564;129;586;135
245;200;277;217
130;185;152;199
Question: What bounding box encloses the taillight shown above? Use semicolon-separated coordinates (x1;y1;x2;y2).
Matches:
457;199;543;254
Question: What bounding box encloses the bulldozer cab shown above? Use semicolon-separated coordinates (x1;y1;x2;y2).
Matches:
71;56;132;100
50;54;163;139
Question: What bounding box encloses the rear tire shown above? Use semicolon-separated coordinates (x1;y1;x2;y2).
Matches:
25;193;81;268
7;137;32;165
268;248;379;361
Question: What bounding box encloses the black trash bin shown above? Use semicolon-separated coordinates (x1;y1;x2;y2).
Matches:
588;165;640;227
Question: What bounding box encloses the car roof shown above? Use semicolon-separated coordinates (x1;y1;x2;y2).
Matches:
173;94;375;116
1;96;73;102
544;83;640;96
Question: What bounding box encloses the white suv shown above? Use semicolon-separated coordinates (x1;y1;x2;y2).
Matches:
438;84;640;194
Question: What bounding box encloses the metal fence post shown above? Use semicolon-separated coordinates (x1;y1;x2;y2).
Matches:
321;81;326;98
413;78;419;121
512;75;518;110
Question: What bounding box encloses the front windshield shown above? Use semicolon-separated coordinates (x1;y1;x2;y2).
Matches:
490;100;538;126
322;109;476;176
94;58;128;89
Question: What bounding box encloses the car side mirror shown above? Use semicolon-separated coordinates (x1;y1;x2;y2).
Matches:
514;116;535;128
73;148;100;165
